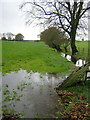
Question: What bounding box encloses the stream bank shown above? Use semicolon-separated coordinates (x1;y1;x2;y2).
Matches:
55;61;90;119
55;80;90;119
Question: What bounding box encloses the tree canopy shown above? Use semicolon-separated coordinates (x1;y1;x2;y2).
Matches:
0;32;15;40
40;27;69;51
1;37;7;40
20;0;90;55
15;33;24;41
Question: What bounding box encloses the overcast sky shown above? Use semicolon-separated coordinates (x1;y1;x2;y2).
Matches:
0;0;41;40
0;0;89;40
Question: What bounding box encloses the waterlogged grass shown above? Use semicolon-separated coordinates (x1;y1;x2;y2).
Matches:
2;83;31;117
2;41;74;74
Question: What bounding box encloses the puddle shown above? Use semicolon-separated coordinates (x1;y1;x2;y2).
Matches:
2;69;64;118
61;53;86;66
61;53;71;61
76;59;86;67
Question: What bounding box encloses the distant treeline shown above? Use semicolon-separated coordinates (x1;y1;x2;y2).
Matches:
1;39;40;42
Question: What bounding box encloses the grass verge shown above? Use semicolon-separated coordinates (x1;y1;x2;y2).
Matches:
56;80;90;119
62;80;90;101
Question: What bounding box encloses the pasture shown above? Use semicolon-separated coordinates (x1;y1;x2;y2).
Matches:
2;41;74;74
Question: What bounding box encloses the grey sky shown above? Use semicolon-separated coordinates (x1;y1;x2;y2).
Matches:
0;0;41;40
0;0;89;40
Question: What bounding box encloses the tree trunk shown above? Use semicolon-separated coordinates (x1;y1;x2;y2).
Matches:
70;31;78;55
52;43;62;51
64;46;68;52
71;55;78;64
56;45;62;51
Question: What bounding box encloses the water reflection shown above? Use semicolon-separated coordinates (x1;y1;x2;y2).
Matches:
2;69;64;118
61;53;86;66
61;53;71;61
76;59;86;67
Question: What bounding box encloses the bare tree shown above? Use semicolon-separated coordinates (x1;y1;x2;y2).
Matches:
6;32;15;40
20;0;90;55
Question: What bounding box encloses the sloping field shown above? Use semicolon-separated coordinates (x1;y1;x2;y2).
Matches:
2;41;74;74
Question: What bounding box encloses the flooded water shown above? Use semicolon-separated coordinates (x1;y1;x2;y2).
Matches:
75;59;86;67
61;53;86;66
2;69;64;118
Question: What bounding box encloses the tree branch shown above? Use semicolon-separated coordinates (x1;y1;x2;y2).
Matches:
59;17;70;35
80;7;90;18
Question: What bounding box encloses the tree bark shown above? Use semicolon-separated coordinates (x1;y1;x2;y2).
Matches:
71;39;78;55
64;46;68;52
71;55;78;64
70;29;78;55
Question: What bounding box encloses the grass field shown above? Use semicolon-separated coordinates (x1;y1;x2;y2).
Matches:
76;41;89;59
2;40;89;74
2;41;74;74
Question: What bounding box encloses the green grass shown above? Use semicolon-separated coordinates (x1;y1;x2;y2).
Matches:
76;41;89;59
2;41;74;74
